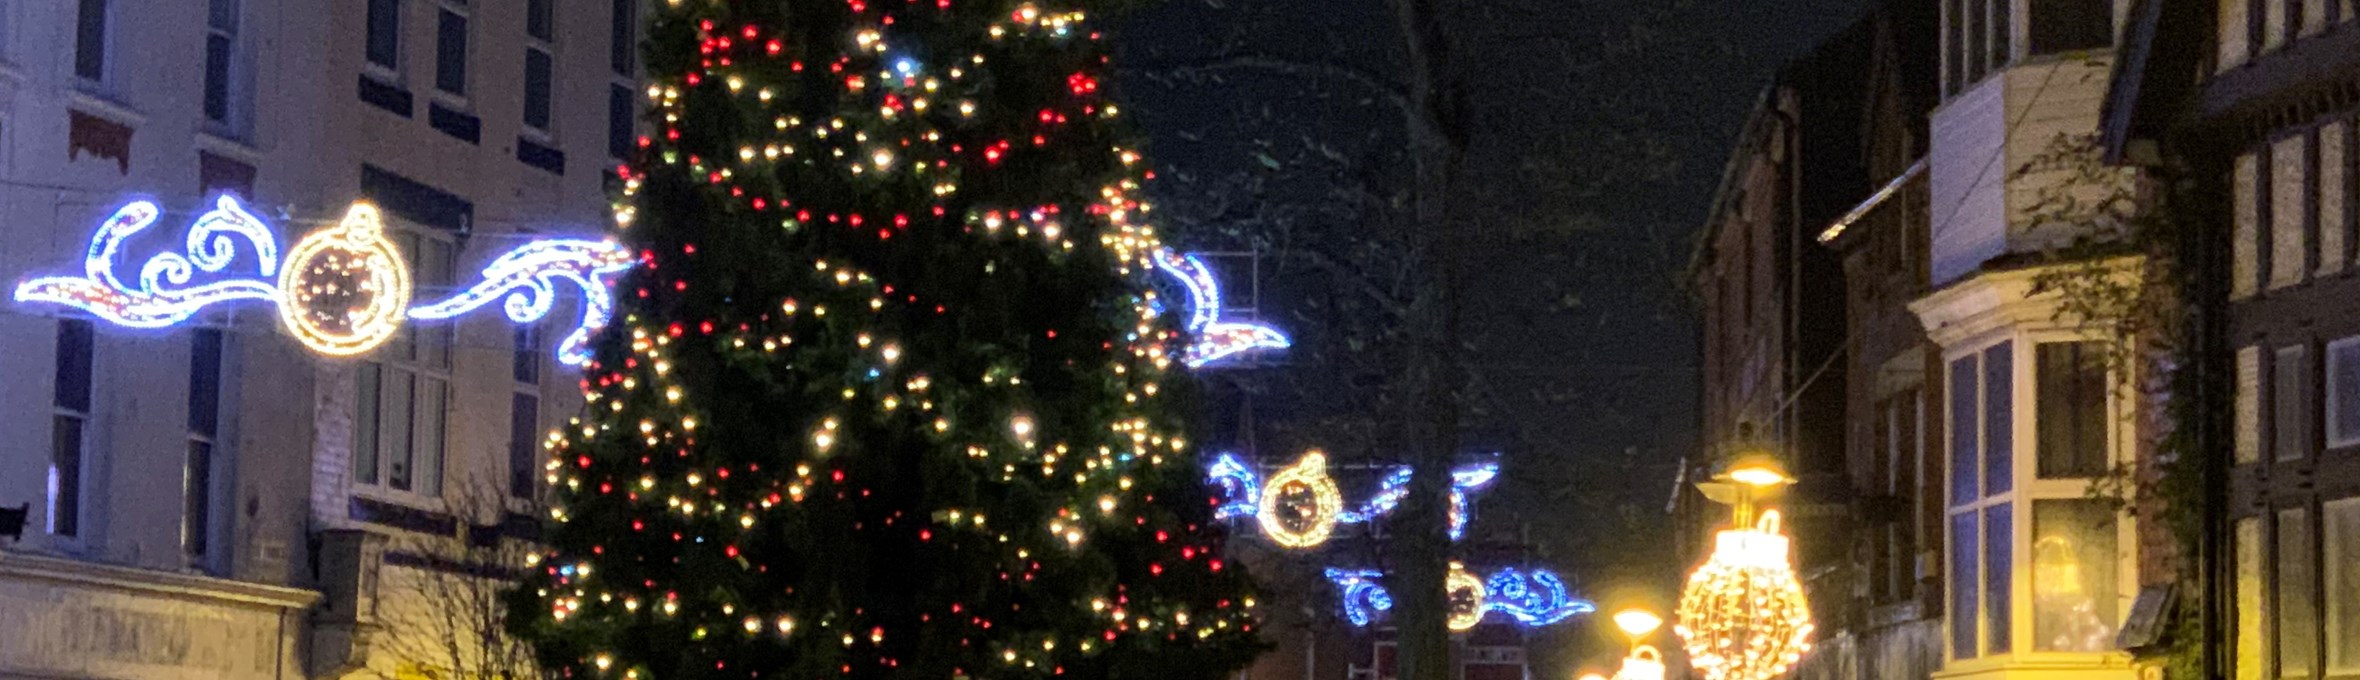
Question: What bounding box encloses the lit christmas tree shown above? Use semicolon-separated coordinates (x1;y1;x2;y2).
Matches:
510;1;1267;677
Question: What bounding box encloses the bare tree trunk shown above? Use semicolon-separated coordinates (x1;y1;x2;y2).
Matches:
1387;0;1468;677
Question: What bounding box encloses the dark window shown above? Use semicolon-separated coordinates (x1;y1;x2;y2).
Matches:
1984;343;2014;496
366;0;400;69
510;393;539;499
2276;346;2311;462
50;320;94;538
435;9;468;95
525;49;552;130
1985;503;2014;654
528;0;554;41
1989;0;2012;69
1950;512;1978;655
608;83;634;158
2036;342;2108;477
1947;0;1967;93
184;330;222;560
75;0;107;81
354;363;381;485
2029;0;2113;54
514;327;541;385
1966;0;1988;86
610;0;636;76
203;0;238;124
2330;338;2360;448
1951;355;1979;502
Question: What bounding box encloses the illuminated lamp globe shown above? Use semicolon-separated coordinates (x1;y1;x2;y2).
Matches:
1675;511;1813;680
1613;609;1663;640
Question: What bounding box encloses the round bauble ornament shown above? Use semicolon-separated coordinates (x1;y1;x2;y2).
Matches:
1258;450;1343;549
277;203;412;356
1446;561;1487;631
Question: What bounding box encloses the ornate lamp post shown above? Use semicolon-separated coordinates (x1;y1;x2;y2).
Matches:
1675;454;1814;680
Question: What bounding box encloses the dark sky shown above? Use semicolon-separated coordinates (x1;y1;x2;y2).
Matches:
1111;0;1870;666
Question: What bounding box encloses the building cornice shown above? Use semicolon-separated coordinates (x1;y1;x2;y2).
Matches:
0;550;320;610
1908;256;2144;348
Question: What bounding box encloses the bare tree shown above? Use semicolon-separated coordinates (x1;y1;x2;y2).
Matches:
377;477;545;680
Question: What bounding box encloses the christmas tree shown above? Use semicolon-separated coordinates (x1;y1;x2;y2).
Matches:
510;1;1266;678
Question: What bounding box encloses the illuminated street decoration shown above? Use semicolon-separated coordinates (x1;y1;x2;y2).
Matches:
1323;564;1595;630
1256;451;1344;549
1676;510;1813;680
12;196;633;365
276;203;412;356
1151;248;1289;367
408;238;635;366
1207;452;1501;544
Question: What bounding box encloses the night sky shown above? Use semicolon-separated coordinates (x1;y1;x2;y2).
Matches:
1111;0;1871;669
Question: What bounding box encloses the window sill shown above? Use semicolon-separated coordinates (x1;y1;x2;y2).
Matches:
427;102;480;144
66;87;144;128
347;490;456;536
356;75;413;119
1933;652;2136;680
194;130;263;164
516;136;565;175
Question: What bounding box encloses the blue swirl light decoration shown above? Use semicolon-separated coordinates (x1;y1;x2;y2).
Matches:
1152;248;1290;367
12;195;633;366
407;238;635;366
1322;566;1594;629
1206;452;1501;539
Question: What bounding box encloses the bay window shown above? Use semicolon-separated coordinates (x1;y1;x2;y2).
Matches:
1947;338;2127;662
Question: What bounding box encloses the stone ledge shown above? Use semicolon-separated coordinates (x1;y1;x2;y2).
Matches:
0;550;319;610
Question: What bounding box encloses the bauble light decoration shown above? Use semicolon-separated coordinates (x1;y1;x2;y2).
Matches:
277;203;412;356
1445;561;1486;632
1257;450;1343;548
1675;510;1813;680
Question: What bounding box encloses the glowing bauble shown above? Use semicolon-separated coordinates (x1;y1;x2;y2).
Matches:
277;203;412;356
1675;511;1813;680
1612;645;1668;680
1445;561;1486;632
1257;451;1343;548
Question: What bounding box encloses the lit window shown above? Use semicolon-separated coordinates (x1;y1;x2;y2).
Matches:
2326;498;2360;674
2278;507;2317;678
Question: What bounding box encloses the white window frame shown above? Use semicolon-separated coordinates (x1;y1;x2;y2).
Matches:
364;0;403;81
47;319;96;544
1943;330;2139;669
72;0;111;86
522;0;556;140
354;226;456;504
201;0;248;136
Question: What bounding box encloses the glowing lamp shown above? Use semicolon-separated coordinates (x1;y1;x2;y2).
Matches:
1675;511;1813;680
1580;673;1610;680
1613;609;1663;639
1256;451;1342;549
1611;645;1668;680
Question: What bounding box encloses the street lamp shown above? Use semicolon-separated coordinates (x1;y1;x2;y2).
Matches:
1607;607;1667;680
1676;453;1812;680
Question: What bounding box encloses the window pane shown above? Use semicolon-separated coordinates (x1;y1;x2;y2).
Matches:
183;440;212;558
1990;0;2013;68
205;34;232;123
1952;355;1980;504
610;0;635;76
2240;517;2267;676
2277;346;2311;461
608;83;635;159
2038;342;2109;477
1987;504;2015;654
1952;511;1979;658
55;320;93;412
1986;343;2015;495
510;393;539;498
2033;499;2120;651
514;327;540;384
75;0;106;80
525;48;552;130
49;415;83;537
416;380;445;497
1967;0;1989;84
355;364;381;485
388;372;415;490
2280;507;2318;678
2326;498;2360;673
2029;0;2113;54
528;0;554;41
435;10;467;95
2332;340;2360;448
366;0;399;68
189;329;222;437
